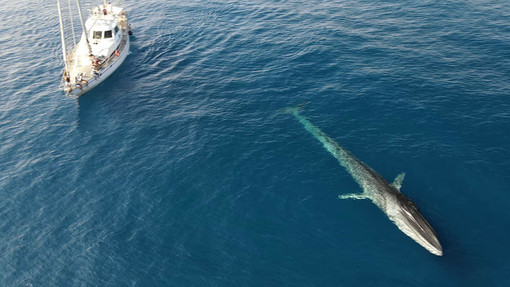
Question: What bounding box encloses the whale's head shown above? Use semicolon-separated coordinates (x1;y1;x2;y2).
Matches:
392;193;443;256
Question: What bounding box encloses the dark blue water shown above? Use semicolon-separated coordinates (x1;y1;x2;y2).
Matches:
1;0;509;286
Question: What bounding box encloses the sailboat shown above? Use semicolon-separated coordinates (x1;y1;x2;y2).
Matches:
57;0;132;97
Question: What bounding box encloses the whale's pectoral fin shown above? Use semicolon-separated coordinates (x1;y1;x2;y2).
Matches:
338;193;370;200
391;172;405;191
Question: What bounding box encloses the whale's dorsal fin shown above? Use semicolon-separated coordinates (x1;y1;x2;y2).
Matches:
338;193;370;200
391;172;405;190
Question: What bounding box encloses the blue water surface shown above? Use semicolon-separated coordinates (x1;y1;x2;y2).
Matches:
1;0;509;286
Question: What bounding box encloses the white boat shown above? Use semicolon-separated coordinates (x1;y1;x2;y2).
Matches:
57;0;132;97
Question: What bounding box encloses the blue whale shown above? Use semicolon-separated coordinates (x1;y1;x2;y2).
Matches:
284;106;443;256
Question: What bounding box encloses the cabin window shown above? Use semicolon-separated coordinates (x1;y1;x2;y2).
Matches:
114;26;119;34
93;31;102;39
104;30;113;38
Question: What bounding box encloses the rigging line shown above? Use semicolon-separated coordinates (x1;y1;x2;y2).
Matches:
67;0;76;47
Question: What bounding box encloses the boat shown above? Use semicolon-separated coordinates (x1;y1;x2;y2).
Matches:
57;0;132;97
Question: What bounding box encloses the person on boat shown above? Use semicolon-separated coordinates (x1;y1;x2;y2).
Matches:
62;71;71;85
92;57;102;68
76;73;88;89
102;6;107;15
75;81;82;91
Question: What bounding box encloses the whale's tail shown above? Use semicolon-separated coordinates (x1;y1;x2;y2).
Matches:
280;102;308;115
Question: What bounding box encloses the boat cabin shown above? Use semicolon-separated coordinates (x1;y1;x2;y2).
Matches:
85;4;124;59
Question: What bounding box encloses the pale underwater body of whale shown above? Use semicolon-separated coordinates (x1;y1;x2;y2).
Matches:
284;106;443;256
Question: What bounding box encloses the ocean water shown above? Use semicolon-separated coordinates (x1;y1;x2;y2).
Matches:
1;0;509;286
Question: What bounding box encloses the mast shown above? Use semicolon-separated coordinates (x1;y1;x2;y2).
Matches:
56;0;68;71
75;0;92;54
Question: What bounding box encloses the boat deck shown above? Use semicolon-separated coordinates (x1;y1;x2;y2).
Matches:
63;27;129;96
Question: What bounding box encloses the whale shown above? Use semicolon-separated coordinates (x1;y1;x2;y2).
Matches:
284;105;443;256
